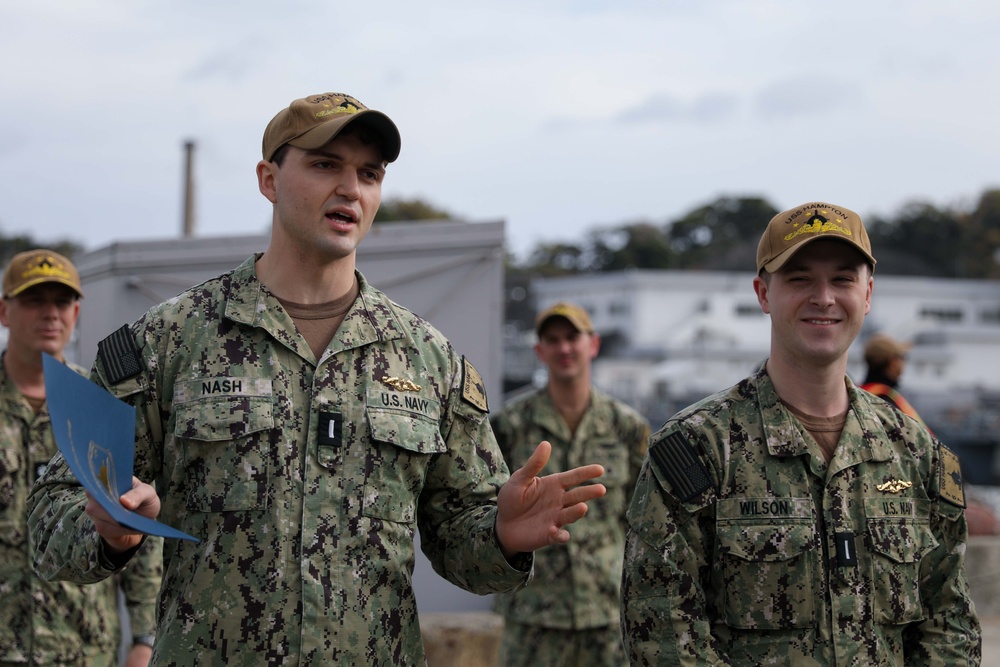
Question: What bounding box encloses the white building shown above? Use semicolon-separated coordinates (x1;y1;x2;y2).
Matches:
529;270;1000;481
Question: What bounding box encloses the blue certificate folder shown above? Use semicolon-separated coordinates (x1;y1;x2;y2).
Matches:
43;353;198;542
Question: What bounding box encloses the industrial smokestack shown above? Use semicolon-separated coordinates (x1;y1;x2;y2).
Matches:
182;140;196;237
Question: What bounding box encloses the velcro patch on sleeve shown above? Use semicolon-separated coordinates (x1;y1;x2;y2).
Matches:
97;324;144;385
649;430;712;501
461;356;489;413
938;444;966;509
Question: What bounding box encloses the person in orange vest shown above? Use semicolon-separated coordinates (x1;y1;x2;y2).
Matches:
860;332;930;431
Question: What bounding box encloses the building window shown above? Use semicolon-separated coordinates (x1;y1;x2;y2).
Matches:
919;307;963;323
736;304;763;317
609;301;630;316
981;308;1000;324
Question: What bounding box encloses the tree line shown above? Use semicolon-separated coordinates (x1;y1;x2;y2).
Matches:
2;190;998;280
516;191;1000;279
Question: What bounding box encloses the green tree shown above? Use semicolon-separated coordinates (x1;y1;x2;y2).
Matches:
667;196;778;269
867;202;964;277
588;223;675;271
516;190;1000;279
963;189;1000;279
374;197;455;223
525;242;586;276
0;232;82;267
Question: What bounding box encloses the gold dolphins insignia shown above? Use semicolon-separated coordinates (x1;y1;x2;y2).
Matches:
384;376;421;392
877;479;913;494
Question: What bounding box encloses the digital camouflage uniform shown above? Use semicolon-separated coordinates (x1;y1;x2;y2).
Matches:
622;368;981;666
27;257;529;667
492;388;649;666
0;357;161;666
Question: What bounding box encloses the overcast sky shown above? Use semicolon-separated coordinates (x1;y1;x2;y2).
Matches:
2;1;998;260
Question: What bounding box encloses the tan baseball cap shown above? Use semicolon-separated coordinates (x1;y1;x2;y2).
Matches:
864;333;913;367
2;249;83;299
262;92;401;163
756;202;876;273
535;302;593;336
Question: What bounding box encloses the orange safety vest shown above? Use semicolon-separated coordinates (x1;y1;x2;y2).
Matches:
860;382;933;435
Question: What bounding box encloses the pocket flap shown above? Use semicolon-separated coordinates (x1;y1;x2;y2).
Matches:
867;519;938;563
718;522;817;563
173;386;274;442
366;408;446;454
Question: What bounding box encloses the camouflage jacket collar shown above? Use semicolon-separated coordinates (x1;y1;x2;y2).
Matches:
222;255;407;355
753;367;895;468
525;387;618;443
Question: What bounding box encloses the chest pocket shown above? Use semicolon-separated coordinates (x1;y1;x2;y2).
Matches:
717;521;818;629
363;407;447;523
174;386;274;513
584;435;629;522
866;513;937;625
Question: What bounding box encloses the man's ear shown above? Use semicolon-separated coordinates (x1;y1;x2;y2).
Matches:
864;275;873;315
752;275;771;314
589;332;601;359
257;160;278;204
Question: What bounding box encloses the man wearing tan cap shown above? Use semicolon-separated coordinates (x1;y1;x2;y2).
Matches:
27;93;606;667
491;302;650;667
0;250;161;667
860;332;930;429
622;203;981;664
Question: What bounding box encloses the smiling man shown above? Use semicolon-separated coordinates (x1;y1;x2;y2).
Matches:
621;202;982;665
491;302;649;666
26;92;606;666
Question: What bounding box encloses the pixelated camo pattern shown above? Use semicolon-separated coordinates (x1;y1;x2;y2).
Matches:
28;257;526;666
0;360;161;664
491;388;649;635
622;368;982;665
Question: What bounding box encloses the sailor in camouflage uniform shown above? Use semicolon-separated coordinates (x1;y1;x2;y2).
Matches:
26;93;606;667
0;250;161;667
621;202;981;665
492;302;650;666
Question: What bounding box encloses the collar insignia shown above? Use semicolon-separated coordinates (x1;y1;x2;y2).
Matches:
877;479;912;494
383;376;421;392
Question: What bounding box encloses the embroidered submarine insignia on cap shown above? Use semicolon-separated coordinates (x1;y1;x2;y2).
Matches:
876;479;912;494
383;377;421;392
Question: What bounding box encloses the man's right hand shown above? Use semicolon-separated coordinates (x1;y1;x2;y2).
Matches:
84;476;161;555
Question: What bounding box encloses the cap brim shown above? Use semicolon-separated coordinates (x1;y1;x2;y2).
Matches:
7;277;83;299
536;313;589;336
762;236;876;273
287;111;401;163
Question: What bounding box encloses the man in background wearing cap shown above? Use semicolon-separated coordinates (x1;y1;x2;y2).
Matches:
861;332;931;430
491;302;649;666
27;93;606;667
622;203;980;664
0;250;161;667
